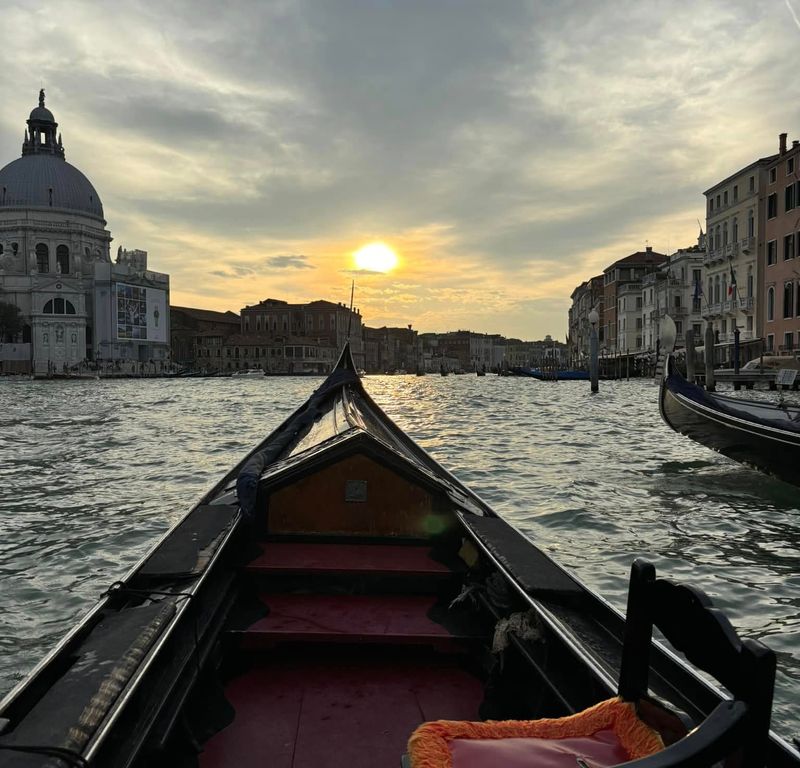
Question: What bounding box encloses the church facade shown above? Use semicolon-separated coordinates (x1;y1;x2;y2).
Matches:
0;91;170;375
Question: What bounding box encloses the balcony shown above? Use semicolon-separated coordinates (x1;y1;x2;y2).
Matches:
703;249;725;265
738;296;754;312
739;236;755;254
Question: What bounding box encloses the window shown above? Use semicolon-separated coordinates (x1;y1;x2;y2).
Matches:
722;223;728;246
42;298;76;314
693;298;702;312
714;276;721;303
747;270;754;298
675;321;683;335
723;190;728;205
693;323;702;337
785;234;795;260
748;209;754;237
767;287;775;321
767;240;777;265
707;278;713;299
749;175;755;192
732;218;738;242
35;243;49;273
747;315;753;332
716;194;721;207
12;242;18;254
709;198;714;213
56;245;69;274
733;184;738;202
767;333;775;351
786;184;796;212
789;158;795;175
674;295;681;307
770;167;777;184
767;193;777;219
785;283;795;319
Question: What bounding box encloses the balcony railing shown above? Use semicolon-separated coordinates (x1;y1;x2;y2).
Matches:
738;296;754;311
739;236;755;254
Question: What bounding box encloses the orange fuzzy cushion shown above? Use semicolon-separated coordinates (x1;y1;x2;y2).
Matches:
407;697;664;768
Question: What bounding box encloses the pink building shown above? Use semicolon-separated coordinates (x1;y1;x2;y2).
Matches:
762;133;800;353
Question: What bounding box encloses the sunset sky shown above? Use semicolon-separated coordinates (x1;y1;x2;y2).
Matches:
2;0;800;339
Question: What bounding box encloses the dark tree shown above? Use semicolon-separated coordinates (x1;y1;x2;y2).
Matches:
0;301;22;342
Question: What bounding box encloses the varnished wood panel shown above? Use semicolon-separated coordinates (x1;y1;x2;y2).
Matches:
267;453;451;537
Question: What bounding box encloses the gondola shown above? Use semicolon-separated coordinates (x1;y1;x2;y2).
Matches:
1;344;797;768
659;353;800;488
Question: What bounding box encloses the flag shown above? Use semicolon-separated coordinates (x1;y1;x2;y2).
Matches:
693;278;702;300
728;265;737;297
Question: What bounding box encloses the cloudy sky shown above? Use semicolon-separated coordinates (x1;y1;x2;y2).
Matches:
2;0;800;339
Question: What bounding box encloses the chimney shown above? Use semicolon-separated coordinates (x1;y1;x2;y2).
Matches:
780;132;788;155
646;245;652;253
794;140;799;149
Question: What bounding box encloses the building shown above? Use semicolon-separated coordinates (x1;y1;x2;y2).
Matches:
762;133;800;353
362;325;418;373
568;275;604;362
170;306;240;370
602;247;665;354
0;91;169;375
236;298;364;373
640;236;705;355
703;150;777;351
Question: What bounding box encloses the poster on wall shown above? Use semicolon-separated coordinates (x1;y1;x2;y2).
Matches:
116;284;167;342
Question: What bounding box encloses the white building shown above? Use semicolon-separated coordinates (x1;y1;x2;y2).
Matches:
0;91;170;375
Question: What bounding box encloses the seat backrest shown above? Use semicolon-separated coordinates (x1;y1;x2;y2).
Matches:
618;558;775;768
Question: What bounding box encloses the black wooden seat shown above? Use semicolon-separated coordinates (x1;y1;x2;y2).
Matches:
404;558;777;768
615;557;776;767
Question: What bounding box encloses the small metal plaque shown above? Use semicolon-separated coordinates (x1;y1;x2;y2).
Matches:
345;480;368;503
776;369;797;387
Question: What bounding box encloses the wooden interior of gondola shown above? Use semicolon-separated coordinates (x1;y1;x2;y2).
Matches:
186;452;575;768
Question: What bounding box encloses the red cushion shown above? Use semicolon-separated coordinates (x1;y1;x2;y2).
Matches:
450;728;631;768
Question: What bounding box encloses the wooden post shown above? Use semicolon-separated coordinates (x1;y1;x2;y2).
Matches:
589;311;599;393
704;323;715;392
685;329;695;384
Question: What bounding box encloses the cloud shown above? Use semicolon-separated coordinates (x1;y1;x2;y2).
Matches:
1;0;799;338
266;254;315;269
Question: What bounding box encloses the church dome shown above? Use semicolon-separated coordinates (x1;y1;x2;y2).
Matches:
0;90;105;222
29;105;54;122
0;154;104;220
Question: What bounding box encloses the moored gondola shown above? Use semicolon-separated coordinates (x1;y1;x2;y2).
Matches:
659;353;800;487
1;344;798;768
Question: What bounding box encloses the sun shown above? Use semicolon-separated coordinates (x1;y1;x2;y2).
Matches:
353;242;398;273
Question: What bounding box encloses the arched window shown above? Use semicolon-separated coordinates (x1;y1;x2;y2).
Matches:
715;225;721;249
36;243;49;273
747;269;754;298
56;245;69;274
767;287;775;321
714;276;721;303
43;298;76;314
784;283;794;319
722;222;728;247
722;274;727;300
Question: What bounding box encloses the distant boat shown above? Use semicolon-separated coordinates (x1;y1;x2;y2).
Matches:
511;367;589;381
659;353;800;487
231;368;265;378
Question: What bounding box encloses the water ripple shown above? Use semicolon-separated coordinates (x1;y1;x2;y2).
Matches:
0;374;798;737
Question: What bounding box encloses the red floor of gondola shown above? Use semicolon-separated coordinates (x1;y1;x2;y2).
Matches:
199;648;484;768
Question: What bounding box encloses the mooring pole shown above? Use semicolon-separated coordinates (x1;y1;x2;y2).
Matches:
704;322;716;392
685;329;695;384
589;309;599;393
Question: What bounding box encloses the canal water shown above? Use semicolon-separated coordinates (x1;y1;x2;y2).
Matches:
0;374;798;741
